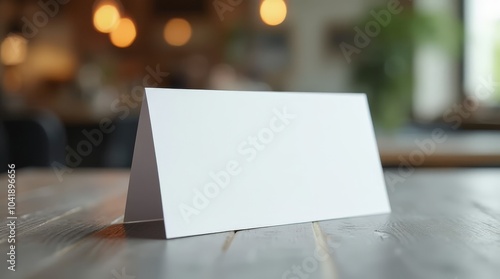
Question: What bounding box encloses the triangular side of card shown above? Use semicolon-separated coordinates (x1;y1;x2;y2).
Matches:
124;95;164;223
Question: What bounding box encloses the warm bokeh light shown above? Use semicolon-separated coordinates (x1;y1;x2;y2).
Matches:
1;34;28;66
163;18;192;47
109;17;137;48
28;43;78;81
260;0;287;26
93;4;121;33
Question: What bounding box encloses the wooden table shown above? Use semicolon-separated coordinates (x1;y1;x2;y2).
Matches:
1;169;499;279
378;131;500;167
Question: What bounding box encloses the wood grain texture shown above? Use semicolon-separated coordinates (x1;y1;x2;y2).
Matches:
216;223;332;279
0;168;499;279
0;170;128;239
319;169;500;279
29;221;232;279
0;170;129;279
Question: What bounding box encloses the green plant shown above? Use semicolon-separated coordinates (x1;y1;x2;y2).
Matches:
352;8;462;129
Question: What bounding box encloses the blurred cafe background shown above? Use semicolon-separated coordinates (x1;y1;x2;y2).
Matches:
0;0;499;172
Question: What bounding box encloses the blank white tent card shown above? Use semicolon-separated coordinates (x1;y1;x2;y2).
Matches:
125;88;391;239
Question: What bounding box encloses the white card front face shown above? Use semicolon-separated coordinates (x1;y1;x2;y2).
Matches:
127;88;390;239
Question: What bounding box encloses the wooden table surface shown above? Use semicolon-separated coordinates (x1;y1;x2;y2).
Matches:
378;131;500;167
1;168;499;279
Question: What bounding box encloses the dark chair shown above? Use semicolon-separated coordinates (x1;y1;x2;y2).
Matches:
4;111;66;168
102;117;139;168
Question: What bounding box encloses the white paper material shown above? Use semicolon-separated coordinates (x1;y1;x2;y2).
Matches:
125;88;390;239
